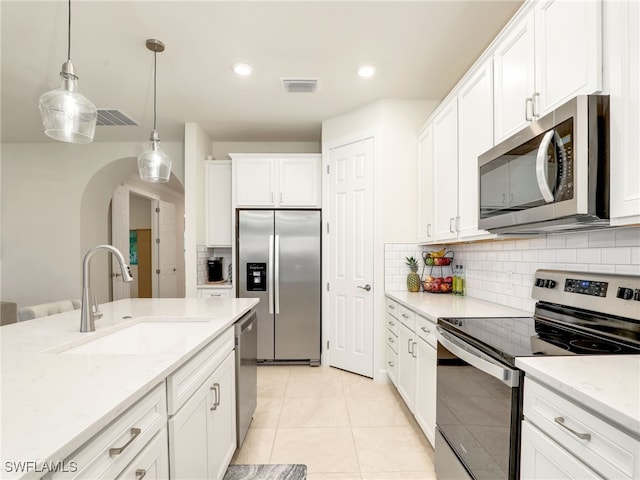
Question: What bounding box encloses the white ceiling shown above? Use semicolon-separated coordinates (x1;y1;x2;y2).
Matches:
1;0;523;144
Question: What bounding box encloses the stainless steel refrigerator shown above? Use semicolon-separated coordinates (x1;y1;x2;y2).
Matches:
237;209;321;364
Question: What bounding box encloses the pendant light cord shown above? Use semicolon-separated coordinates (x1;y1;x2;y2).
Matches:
67;0;71;61
153;50;157;131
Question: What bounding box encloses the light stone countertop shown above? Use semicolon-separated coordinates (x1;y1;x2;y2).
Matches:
516;355;640;435
0;297;258;480
385;290;532;322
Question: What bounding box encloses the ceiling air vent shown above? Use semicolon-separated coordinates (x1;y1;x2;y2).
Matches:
96;109;138;126
281;78;319;93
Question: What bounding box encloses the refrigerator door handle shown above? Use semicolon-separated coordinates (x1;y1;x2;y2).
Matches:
268;234;274;314
275;234;280;314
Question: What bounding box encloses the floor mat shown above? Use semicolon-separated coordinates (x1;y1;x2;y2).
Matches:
223;464;307;480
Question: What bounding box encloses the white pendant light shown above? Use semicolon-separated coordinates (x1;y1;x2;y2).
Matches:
39;0;97;144
138;39;171;184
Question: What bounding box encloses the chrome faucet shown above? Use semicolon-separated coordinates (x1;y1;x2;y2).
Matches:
81;245;133;332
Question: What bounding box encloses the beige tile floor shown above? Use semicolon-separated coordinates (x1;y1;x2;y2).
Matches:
231;365;436;480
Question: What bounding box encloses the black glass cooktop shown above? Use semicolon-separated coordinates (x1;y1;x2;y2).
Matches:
438;307;640;367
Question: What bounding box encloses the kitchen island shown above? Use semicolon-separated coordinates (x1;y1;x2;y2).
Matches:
0;297;258;480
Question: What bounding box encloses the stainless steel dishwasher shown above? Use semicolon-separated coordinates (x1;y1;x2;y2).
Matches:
235;309;257;448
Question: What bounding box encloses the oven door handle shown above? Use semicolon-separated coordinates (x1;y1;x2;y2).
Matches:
436;327;519;388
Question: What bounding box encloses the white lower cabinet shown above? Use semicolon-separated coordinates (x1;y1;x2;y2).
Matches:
521;421;602;480
385;295;437;448
414;321;437;447
397;322;416;410
521;377;640;480
168;337;236;480
198;288;232;299
46;384;167;480
116;429;169;480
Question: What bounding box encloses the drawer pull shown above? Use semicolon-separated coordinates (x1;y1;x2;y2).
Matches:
388;337;394;343
388;305;395;310
420;327;431;334
554;417;591;441
388;321;395;326
388;361;395;367
402;313;409;319
109;428;141;456
135;469;147;480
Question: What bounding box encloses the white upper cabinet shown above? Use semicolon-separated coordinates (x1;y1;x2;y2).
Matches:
493;0;602;143
432;98;459;243
278;156;319;206
493;12;536;142
417;124;434;243
456;60;495;241
233;154;320;208
607;0;640;225
205;160;232;247
234;156;277;206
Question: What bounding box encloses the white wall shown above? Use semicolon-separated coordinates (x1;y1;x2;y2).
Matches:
1;141;184;310
130;194;152;229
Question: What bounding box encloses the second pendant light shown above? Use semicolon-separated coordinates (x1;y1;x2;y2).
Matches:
138;39;171;184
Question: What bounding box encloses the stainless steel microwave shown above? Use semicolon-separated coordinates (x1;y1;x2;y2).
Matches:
478;95;609;235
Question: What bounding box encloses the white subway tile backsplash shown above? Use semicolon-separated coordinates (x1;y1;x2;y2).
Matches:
565;233;589;248
576;248;601;264
601;247;631;265
588;229;617;247
615;228;640;247
384;227;638;312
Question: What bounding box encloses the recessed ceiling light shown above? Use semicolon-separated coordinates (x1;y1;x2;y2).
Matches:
232;63;253;76
357;65;376;78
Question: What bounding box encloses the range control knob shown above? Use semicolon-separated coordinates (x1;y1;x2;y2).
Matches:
635;289;640;302
617;287;634;300
545;280;557;289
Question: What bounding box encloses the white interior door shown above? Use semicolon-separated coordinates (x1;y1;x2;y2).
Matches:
111;185;131;300
158;199;178;297
327;138;375;378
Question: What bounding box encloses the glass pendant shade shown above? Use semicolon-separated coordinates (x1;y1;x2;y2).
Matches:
137;130;171;183
39;60;97;144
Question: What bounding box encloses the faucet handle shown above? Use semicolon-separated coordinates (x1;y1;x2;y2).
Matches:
93;296;103;320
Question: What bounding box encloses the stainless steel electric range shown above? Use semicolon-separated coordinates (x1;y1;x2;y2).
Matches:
434;269;640;480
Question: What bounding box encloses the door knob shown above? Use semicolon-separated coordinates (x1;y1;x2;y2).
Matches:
357;284;372;292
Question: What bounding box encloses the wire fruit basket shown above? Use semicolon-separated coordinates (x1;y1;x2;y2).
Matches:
421;251;454;293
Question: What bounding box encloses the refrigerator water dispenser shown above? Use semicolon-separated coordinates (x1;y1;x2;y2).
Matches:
246;263;267;291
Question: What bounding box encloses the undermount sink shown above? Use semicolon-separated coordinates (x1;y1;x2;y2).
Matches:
57;319;215;355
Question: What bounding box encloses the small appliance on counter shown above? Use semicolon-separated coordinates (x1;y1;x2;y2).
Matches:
207;257;224;282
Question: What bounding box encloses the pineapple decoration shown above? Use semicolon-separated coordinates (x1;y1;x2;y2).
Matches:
405;256;421;292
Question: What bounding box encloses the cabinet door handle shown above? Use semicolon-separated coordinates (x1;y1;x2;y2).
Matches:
427;224;432;237
388;305;395;310
408;339;414;354
412;340;417;358
456;216;460;232
420;326;431;335
280;192;283;203
135;469;147;480
109;428;141;456
388;361;395;367
210;383;220;411
388;320;395;327
401;313;409;319
533;92;541;118
554;417;591;441
388;337;394;343
449;217;455;233
525;97;533;121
